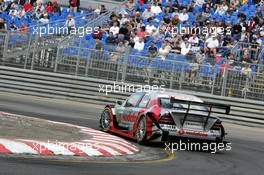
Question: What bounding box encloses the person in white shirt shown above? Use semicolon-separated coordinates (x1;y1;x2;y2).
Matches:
179;8;189;23
145;21;157;36
180;38;191;55
215;2;228;16
195;0;205;8
142;6;154;20
64;15;76;34
205;35;219;55
109;22;119;37
151;3;162;15
134;38;145;52
39;13;49;23
158;41;171;60
188;34;199;45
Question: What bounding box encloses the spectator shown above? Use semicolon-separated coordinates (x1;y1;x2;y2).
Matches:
142;6;154;20
45;1;53;13
148;43;158;58
34;2;44;13
94;38;103;50
158;41;171;60
151;2;162;15
0;18;7;32
10;22;18;31
189;59;199;83
18;22;28;33
109;22;120;37
39;13;49;23
112;41;126;62
205;35;219;56
52;0;61;14
137;26;145;39
215;2;228;16
134;38;144;52
145;21;156;36
180;38;191;55
106;32;116;45
242;64;252;77
92;26;104;40
23;0;32;12
64;14;75;34
125;0;135;13
179;8;189;23
69;0;77;13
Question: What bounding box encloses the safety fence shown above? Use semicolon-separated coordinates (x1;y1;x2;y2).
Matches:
0;66;263;125
54;47;264;101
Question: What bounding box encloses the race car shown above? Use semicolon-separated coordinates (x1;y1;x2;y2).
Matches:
99;91;230;144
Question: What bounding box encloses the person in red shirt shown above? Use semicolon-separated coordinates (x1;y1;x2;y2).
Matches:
69;0;78;13
23;0;32;12
45;1;53;13
137;26;145;39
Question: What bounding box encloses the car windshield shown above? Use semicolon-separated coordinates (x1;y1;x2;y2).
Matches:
159;98;208;111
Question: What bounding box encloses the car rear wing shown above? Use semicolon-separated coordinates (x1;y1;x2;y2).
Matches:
169;97;231;127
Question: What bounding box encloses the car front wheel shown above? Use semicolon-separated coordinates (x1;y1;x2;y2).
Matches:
100;109;111;132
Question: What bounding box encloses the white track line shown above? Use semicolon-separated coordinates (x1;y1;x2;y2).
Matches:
91;138;138;151
81;140;135;154
0;139;38;154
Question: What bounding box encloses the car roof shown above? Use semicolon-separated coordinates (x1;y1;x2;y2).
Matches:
145;91;203;103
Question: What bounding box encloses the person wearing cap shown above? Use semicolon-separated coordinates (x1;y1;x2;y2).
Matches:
142;6;154;20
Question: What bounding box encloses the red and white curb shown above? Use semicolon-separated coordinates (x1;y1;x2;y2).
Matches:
0;112;139;157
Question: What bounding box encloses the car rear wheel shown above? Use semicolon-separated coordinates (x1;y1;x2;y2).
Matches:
100;109;111;132
136;116;147;144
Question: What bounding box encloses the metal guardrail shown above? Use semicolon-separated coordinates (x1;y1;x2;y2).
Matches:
1;44;264;101
0;66;263;125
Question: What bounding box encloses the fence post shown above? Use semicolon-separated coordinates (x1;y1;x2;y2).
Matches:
54;46;61;72
169;59;176;89
179;62;184;90
85;49;91;76
24;33;33;69
31;31;39;70
221;59;229;96
75;40;83;76
121;46;130;82
2;32;10;63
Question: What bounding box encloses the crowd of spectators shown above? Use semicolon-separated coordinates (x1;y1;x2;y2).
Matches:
0;0;84;33
90;0;263;70
0;0;62;33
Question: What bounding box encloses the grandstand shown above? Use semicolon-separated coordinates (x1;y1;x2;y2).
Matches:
0;0;263;100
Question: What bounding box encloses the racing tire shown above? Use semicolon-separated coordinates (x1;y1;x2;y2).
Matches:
136;116;148;144
100;108;111;132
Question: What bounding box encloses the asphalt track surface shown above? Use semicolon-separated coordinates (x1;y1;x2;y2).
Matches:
0;92;264;175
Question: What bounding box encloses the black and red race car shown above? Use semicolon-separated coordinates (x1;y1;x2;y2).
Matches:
99;91;230;144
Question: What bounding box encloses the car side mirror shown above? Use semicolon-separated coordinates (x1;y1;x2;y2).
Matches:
116;100;123;106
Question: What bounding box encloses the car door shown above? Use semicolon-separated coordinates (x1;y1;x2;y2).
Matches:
116;92;145;131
